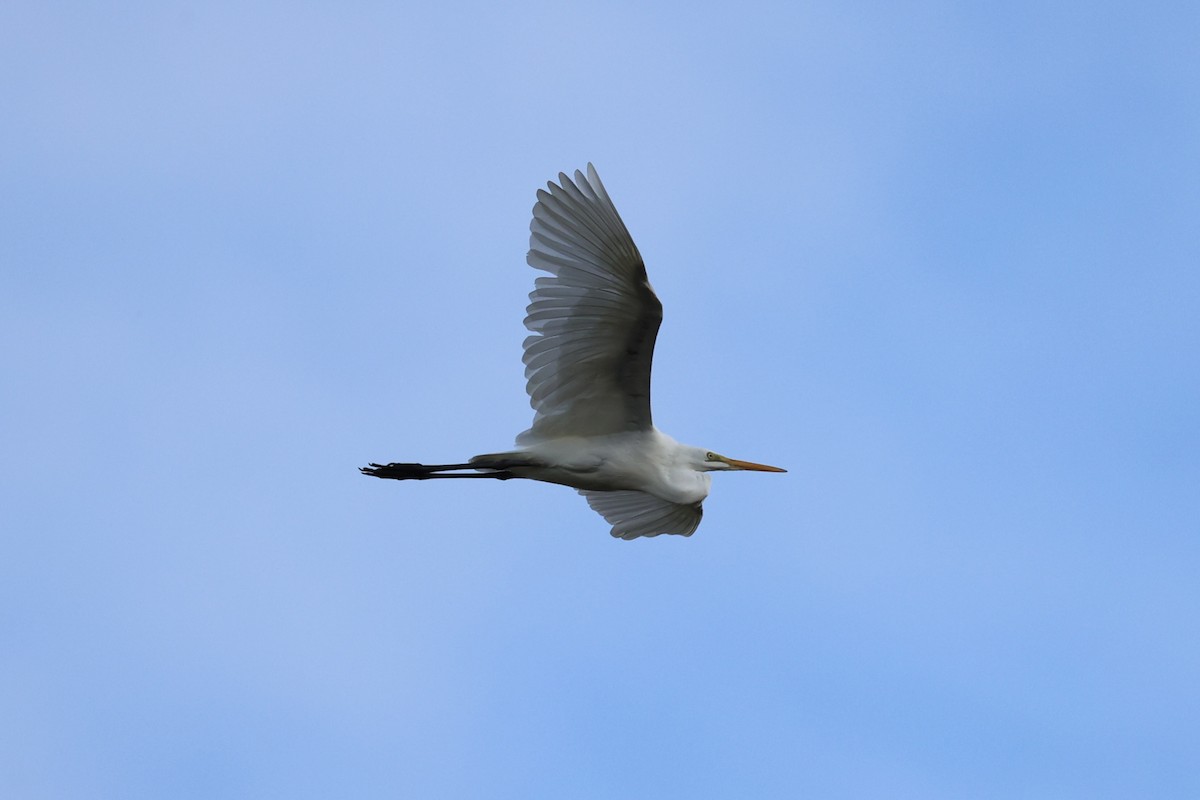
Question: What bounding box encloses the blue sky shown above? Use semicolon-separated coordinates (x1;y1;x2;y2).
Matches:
2;2;1197;797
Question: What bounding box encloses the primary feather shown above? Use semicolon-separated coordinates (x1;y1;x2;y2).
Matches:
520;164;663;444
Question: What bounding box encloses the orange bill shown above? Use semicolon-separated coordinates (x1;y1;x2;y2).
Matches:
724;457;787;473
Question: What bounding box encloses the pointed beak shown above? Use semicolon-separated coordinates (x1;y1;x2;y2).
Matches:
723;457;787;473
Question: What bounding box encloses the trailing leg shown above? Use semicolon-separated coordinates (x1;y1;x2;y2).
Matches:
360;462;517;480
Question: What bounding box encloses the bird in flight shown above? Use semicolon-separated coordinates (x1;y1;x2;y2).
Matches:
362;164;785;539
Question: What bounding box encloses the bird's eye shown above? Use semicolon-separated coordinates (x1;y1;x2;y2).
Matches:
706;452;717;461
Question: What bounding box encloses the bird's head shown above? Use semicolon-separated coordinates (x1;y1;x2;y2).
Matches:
696;448;786;474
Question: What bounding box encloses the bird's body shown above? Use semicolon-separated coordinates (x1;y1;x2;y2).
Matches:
487;431;712;505
363;165;783;539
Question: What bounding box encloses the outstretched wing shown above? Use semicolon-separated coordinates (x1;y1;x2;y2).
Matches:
579;490;703;540
519;164;662;444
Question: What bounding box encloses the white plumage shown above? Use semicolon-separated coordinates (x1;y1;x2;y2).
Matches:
363;165;784;539
521;163;660;442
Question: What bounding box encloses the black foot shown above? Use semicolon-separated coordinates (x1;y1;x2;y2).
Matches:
360;462;436;479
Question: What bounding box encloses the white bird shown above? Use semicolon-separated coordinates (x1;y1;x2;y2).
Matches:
362;164;785;539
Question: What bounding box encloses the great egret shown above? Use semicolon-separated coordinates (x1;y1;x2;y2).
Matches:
362;164;785;539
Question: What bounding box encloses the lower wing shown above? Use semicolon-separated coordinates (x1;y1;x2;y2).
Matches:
578;490;703;539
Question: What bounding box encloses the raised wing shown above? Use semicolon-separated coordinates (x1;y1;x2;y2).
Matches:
519;164;662;444
579;490;703;540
